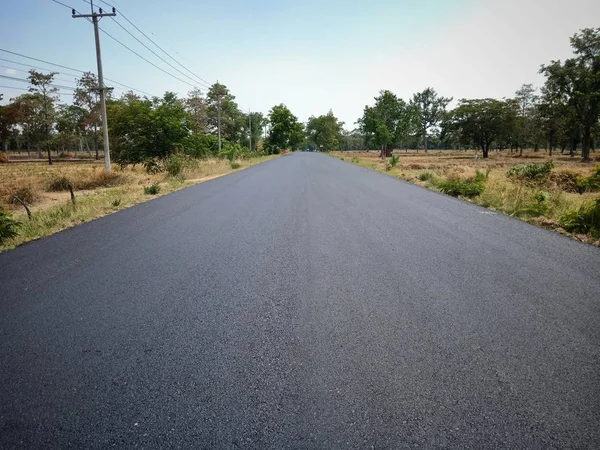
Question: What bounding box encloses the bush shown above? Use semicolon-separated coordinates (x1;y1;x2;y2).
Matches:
506;161;554;181
418;171;434;182
0;153;8;164
574;165;600;193
559;199;600;237
230;161;241;169
143;159;163;175
0;211;20;244
8;186;37;205
47;176;71;192
143;184;161;195
474;168;491;182
164;154;186;177
111;198;122;207
436;179;484;198
389;154;399;168
178;134;220;159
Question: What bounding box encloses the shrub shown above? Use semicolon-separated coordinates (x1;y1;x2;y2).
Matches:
474;168;491;182
47;176;71;192
143;183;161;195
230;161;241;169
143;159;163;175
436;179;484;198
0;211;20;244
506;161;554;181
389;154;399;168
111;198;122;207
178;134;220;158
0;153;8;164
418;171;434;182
559;199;600;237
574;165;600;193
164;154;186;177
8;186;37;205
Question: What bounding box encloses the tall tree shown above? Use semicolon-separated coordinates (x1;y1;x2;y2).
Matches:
185;88;208;133
73;72;102;159
443;98;516;158
266;104;304;153
306;110;344;151
540;28;600;162
410;88;452;153
28;70;59;165
206;83;243;143
358;90;415;158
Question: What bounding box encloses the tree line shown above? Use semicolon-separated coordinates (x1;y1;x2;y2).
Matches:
353;27;600;160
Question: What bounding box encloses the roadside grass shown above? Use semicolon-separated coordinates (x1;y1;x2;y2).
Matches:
331;150;600;246
0;155;278;251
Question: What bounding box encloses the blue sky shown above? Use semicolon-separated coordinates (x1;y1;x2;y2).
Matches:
2;0;599;128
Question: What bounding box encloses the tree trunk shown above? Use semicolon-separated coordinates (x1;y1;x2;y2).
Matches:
47;144;52;165
581;125;591;162
482;143;489;159
423;130;428;154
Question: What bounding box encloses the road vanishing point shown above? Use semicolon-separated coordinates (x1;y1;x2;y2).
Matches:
1;152;599;448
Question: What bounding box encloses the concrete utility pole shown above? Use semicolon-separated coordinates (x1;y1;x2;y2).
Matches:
217;80;222;154
72;2;115;173
248;110;252;152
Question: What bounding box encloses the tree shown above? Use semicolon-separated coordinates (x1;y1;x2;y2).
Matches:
358;90;415;158
206;83;243;143
73;72;102;160
444;99;516;158
340;129;365;150
247;111;265;152
410;88;452;153
306;110;344;151
266;104;304;152
540;28;600;162
512;84;539;154
28;70;59;165
186;88;208;133
110;92;192;164
0;100;22;158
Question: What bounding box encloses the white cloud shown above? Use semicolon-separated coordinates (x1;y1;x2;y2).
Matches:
5;68;17;75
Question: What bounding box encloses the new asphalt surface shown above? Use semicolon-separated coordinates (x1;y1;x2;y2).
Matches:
1;152;599;449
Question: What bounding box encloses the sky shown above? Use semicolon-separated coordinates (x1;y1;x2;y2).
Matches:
1;0;599;129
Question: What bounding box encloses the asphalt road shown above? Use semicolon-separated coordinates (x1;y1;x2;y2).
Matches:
1;152;599;449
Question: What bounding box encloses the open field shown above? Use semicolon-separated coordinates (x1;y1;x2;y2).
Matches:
0;155;278;251
331;149;600;246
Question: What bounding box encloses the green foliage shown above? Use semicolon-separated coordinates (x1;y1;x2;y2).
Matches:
143;159;163;174
230;161;241;169
178;133;220;158
164;153;188;177
0;211;20;244
306;111;344;151
559;199;600;237
143;184;161;195
506;161;554;181
410;87;452;151
418;171;434;181
358;90;417;153
266;104;305;152
574;165;600;193
47;176;71;192
474;168;491;182
389;154;399;167
436;179;484;198
110;92;192;165
443;98;517;157
111;198;121;207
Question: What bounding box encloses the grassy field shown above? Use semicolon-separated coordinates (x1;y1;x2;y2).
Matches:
0;155;278;251
331;149;600;246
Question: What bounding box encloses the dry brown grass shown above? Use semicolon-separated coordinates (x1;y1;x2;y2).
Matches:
333;149;600;245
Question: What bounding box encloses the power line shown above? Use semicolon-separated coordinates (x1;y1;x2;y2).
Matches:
109;16;210;89
0;48;155;97
0;85;73;96
0;74;77;91
0;57;83;78
0;64;79;86
92;0;213;87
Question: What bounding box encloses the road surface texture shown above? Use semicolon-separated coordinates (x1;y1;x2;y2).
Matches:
1;153;599;449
